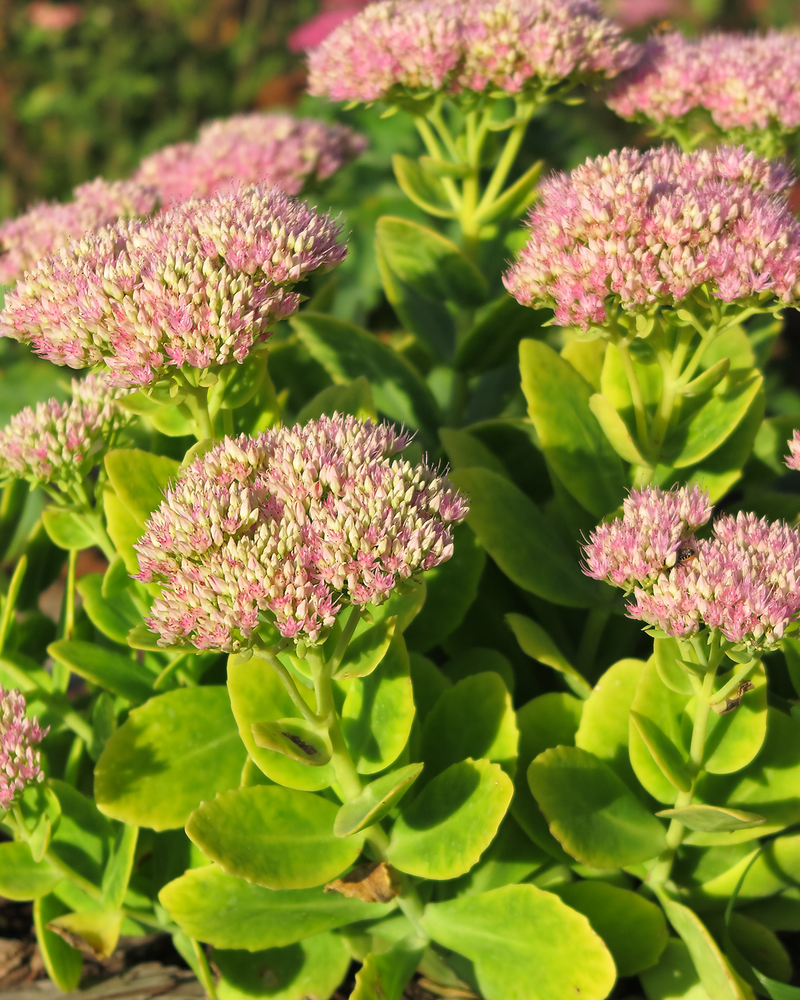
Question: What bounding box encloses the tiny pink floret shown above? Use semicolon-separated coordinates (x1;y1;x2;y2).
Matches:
784;429;800;471
0;687;47;810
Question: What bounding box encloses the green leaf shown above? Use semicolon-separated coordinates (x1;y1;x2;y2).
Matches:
694;709;800;845
102;823;138;911
512;694;583;862
296;377;378;424
34;894;83;992
454;294;541;374
662;371;763;469
589;393;649;464
450;468;599;607
475;159;543;225
388;758;512;880
549;881;668;977
48;780;112;888
352;937;426;1000
506;613;592;698
686;836;800;908
207;354;268;413
404;522;485;653
419;672;518;781
392;154;457;218
656;892;754;1000
48;909;123;960
680;357;731;397
292;312;440;433
440;427;508;479
76;574;140;645
150;403;195;437
629;657;690;805
104;448;179;529
0;842;61;900
334;764;424;838
520;339;625;516
528;745;667;867
450;814;548;897
375;216;488;307
630;709;693;793
640;939;713;1000
418;155;472;178
94;687;247;830
160;864;395;951
703;661;767;774
420;884;617;1000
251;720;331;767
442;647;515;696
575;658;646;794
338;633;416;774
213;932;351;1000
186;785;364;890
41;506;96;551
103;486;143;575
334;616;396;680
48;639;153;703
654;637;695;694
228;651;336;791
656;805;765;833
725;913;793;991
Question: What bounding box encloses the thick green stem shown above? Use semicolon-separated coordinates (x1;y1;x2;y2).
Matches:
184;387;216;442
476;118;528;218
326;607;362;676
615;339;650;456
254;648;319;726
413;117;462;213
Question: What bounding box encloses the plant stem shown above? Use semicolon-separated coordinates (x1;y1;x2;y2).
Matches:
615;338;650;456
476;118;528;218
191;938;218;1000
184;387;216;442
413;117;462;213
253;648;320;726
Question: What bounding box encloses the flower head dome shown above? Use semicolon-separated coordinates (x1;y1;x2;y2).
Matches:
307;0;636;105
0;688;47;810
135;414;468;651
135;113;367;207
0;185;346;388
504;144;800;330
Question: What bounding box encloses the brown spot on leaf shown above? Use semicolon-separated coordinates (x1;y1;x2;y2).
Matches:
282;732;317;756
324;861;401;903
714;680;755;715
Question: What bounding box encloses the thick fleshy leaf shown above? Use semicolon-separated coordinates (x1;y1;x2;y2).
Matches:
48;780;112;888
391;154;458;219
654;638;694;695
656;892;754;1000
442;647;515;695
550;881;668;977
506;614;591;698
388;759;512;880
656;805;765;833
576;658;645;794
528;745;667;868
520;339;625;516
333;617;396;680
48;639;153;704
41;507;97;551
687;836;800;908
186;786;364;890
419;672;518;780
297;376;378;425
95;687;246;830
404;522;485;653
630;658;690;805
292;312;440;433
420;884;617;1000
450;468;599;608
640;939;712;1000
48;910;123;960
0;842;61;900
351;937;426;1000
451;815;549;897
702;661;767;774
454;295;540;374
589;393;648;464
334;764;424;838
34;894;83;992
338;633;416;774
103;486;146;574
375;216;487;308
251;719;331;767
160;864;395;951
76;574;141;646
630;710;692;793
228;651;335;791
213;932;351;1000
512;693;583;862
102;823;138;912
104;449;179;527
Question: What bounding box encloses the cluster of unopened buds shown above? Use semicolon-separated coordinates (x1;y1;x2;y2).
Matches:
583;483;800;651
136;414;468;652
307;0;637;104
504;143;800;330
0;688;47;810
0;374;131;491
0;185;346;388
0;178;159;286
134;113;368;206
607;29;800;155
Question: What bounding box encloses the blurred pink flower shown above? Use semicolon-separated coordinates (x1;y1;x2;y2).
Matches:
26;2;83;32
289;1;370;53
606;0;683;29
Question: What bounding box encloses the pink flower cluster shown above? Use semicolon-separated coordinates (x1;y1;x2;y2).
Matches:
504;144;800;330
0;178;158;286
784;430;800;471
583;484;712;591
135;415;468;651
0;186;346;388
135;114;367;207
584;486;800;649
607;31;800;151
0;688;47;810
0;374;131;490
307;0;636;104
